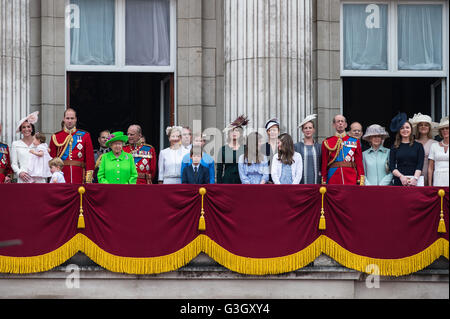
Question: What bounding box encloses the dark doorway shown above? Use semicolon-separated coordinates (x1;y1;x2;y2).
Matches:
67;72;174;155
343;77;441;147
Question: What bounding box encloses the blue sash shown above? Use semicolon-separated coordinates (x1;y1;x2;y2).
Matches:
327;137;357;182
61;131;86;160
133;145;152;165
0;143;7;162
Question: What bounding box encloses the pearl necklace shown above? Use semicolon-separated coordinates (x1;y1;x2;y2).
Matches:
441;141;449;147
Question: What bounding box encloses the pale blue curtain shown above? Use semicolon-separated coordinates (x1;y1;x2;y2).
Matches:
343;4;388;70
70;0;115;65
125;0;170;66
398;5;442;70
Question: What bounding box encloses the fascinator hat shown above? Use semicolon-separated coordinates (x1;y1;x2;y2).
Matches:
223;115;249;133
362;124;389;142
298;114;317;128
105;131;128;148
16;111;39;133
389;112;407;133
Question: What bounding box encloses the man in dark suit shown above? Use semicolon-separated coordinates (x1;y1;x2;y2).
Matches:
182;147;210;184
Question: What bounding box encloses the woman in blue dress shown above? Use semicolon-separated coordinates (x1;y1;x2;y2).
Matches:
238;132;269;184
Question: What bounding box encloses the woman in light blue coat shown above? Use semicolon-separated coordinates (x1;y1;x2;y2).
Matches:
362;124;393;185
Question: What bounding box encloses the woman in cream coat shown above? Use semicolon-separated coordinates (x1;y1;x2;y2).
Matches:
11;112;39;183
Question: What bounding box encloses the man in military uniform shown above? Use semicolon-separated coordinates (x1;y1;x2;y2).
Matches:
0;123;13;183
321;114;364;185
49;108;95;184
123;124;156;184
93;129;111;183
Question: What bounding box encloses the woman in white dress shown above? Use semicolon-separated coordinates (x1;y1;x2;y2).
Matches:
271;133;303;184
428;117;449;186
10;111;39;183
410;113;438;186
158;126;190;184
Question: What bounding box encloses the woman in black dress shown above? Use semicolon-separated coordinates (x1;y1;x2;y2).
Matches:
389;113;424;186
216;115;247;184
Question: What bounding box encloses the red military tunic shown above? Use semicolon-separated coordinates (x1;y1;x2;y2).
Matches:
321;133;365;185
123;143;156;184
49;127;95;184
0;142;13;183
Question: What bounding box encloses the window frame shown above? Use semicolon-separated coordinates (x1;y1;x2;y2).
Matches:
340;0;448;77
65;0;177;73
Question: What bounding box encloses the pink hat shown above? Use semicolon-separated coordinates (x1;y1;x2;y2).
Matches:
16;111;39;133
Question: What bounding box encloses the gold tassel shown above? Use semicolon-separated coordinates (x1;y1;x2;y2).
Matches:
438;189;446;233
198;187;207;231
319;215;326;230
77;213;85;229
78;186;86;229
198;215;206;231
319;186;327;230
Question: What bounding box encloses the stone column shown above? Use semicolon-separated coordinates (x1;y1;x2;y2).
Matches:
0;0;30;144
224;0;313;140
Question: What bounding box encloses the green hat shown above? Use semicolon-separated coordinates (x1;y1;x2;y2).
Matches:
105;131;128;148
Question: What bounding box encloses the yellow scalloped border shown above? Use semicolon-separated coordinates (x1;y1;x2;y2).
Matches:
0;234;448;276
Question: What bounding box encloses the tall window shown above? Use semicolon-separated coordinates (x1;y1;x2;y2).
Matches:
66;0;175;71
341;1;447;76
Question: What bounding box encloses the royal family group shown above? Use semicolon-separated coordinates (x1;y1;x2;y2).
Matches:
0;109;448;187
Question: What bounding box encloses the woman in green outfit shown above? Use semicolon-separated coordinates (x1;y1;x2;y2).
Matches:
97;131;138;184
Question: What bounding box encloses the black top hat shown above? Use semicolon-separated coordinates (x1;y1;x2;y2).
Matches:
390;113;407;133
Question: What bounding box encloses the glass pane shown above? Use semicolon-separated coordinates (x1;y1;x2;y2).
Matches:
125;0;170;66
398;5;442;70
69;0;115;65
343;4;388;70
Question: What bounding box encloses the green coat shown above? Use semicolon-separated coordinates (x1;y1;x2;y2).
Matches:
97;151;138;184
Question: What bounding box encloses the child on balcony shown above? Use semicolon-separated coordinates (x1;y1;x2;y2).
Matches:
49;157;65;183
27;132;52;183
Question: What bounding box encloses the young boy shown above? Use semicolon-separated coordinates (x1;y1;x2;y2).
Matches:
49;157;66;183
182;146;210;184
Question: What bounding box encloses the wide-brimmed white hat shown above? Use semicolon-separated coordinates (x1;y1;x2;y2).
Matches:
409;113;438;136
16;111;39;133
298;114;317;128
437;116;449;130
362;124;389;141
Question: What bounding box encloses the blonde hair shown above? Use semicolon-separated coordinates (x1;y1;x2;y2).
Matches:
166;126;183;137
49;157;64;169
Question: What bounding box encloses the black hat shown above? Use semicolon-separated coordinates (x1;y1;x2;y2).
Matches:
390;113;407;133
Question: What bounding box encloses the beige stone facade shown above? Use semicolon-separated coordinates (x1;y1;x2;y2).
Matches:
1;0;448;145
0;0;348;146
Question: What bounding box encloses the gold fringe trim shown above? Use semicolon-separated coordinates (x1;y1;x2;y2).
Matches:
79;234;203;275
200;235;322;275
0;234;448;276
319;236;449;277
0;235;81;274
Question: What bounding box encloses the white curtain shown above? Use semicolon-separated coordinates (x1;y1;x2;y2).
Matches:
398;5;442;70
343;4;388;70
70;0;115;65
125;0;170;66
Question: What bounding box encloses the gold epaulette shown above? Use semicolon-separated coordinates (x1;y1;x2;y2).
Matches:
52;133;73;158
95;154;103;169
324;136;343;167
